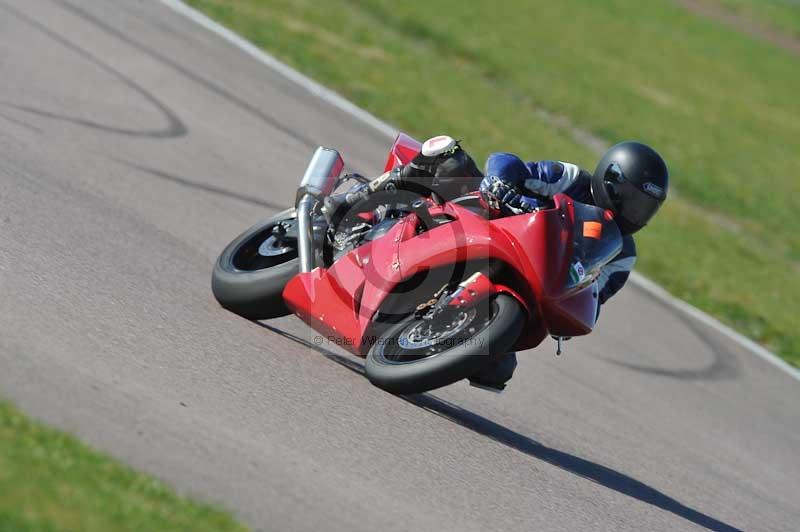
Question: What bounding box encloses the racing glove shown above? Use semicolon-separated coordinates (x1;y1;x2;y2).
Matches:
479;175;536;215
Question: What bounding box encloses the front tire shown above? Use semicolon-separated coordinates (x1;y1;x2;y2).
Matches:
212;209;300;320
366;294;525;394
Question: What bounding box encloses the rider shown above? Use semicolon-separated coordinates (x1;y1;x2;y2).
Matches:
338;135;669;391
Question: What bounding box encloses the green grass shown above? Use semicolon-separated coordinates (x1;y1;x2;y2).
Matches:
710;0;800;38
184;0;800;365
0;400;248;532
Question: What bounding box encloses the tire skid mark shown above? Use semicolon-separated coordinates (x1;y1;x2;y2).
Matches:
604;287;741;381
0;111;44;134
115;159;286;210
0;0;187;138
53;0;318;149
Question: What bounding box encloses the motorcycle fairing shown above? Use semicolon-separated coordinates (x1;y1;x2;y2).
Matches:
283;193;605;356
282;215;405;356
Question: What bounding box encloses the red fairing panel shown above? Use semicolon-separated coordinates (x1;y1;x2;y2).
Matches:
283;171;600;356
283;218;408;356
394;199;597;343
536;197;599;336
284;133;424;356
544;285;599;337
500;195;597;336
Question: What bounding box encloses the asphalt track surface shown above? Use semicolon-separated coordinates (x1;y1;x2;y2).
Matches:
1;2;798;531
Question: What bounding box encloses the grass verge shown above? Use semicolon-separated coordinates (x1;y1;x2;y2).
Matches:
0;400;247;532
184;0;799;366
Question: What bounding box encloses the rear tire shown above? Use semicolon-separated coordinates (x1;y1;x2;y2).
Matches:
366;294;524;394
212;209;300;320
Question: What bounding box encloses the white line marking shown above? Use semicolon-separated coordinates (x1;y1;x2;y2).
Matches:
159;0;397;139
159;0;800;382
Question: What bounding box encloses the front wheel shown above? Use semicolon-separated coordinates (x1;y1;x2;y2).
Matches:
366;294;525;394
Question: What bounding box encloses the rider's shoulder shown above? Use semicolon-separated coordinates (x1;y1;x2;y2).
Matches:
485;152;532;181
521;160;580;186
486;151;525;163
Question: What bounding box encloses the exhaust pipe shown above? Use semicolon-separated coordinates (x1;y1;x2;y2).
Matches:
295;147;344;273
296;194;316;273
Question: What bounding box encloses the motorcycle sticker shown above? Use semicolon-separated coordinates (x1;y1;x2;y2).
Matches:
583;221;603;239
569;261;586;284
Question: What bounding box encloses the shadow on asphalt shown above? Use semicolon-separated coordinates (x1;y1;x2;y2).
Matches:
117;160;286;210
257;320;742;532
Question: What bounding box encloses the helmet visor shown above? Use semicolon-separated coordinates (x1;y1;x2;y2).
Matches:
603;163;663;230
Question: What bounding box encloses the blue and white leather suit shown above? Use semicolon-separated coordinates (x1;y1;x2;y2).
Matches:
483;152;637;305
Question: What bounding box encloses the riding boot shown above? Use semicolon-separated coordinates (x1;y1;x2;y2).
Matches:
469;352;517;392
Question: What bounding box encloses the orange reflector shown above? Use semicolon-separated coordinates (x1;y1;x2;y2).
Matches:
583;221;603;239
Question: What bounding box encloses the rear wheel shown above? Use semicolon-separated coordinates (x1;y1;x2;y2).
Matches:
212;209;302;319
366;294;524;394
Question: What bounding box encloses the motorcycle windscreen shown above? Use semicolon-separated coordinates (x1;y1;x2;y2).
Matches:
566;203;623;288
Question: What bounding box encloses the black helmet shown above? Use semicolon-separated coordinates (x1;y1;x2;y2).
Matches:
590;141;669;234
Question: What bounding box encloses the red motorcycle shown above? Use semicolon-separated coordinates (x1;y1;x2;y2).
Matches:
212;134;622;394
